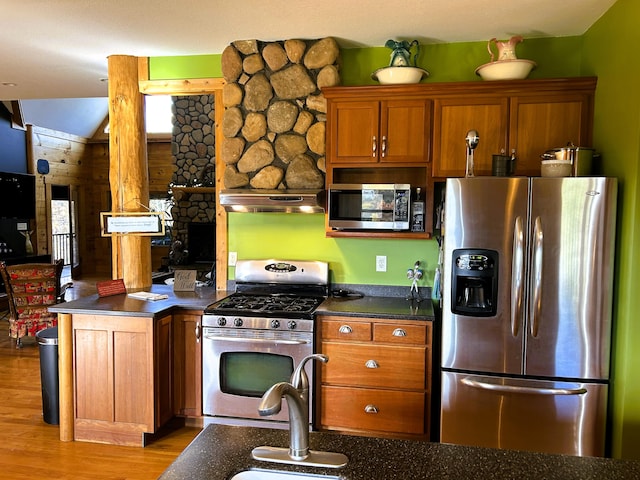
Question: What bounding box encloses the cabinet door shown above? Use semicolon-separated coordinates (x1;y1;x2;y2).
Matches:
73;314;155;444
155;315;173;428
328;100;379;164
173;312;202;417
432;97;509;178
380;99;430;164
509;94;592;176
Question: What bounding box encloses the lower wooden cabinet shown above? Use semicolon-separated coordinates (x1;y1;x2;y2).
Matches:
317;315;432;440
172;311;202;417
72;313;173;446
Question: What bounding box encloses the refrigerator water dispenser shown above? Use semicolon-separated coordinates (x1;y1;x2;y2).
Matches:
451;249;498;316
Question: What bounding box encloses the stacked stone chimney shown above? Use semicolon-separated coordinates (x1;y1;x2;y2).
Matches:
221;37;341;190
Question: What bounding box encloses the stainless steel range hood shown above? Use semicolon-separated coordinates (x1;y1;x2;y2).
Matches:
219;189;325;213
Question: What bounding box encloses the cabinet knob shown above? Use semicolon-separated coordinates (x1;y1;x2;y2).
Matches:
392;328;407;337
195;321;201;343
365;359;379;369
372;136;377;157
381;135;387;158
338;325;353;334
364;404;379;414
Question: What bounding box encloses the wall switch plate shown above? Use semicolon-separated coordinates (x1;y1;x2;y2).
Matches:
376;255;387;272
228;251;238;266
16;222;28;231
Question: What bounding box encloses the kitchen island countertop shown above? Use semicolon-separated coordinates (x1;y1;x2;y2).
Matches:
159;423;640;480
48;284;229;317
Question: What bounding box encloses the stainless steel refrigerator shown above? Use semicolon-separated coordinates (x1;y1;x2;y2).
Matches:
440;177;617;457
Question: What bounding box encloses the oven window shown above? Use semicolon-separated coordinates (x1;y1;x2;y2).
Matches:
220;352;294;398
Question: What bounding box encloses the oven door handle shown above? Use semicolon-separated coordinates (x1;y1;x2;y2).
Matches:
203;334;311;345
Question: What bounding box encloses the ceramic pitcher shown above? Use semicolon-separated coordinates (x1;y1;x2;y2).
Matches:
488;35;523;62
385;39;420;67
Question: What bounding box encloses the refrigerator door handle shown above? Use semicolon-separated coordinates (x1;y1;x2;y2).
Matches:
530;216;544;337
461;377;587;396
511;215;525;337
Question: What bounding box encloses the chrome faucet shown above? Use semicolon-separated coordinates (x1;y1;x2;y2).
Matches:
257;353;328;460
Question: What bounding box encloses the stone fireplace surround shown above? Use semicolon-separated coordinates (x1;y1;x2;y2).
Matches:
169;94;216;264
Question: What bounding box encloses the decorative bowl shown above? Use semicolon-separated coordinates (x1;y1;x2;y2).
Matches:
372;66;429;85
475;59;537;81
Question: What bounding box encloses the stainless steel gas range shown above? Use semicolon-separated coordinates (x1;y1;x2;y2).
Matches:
202;259;328;428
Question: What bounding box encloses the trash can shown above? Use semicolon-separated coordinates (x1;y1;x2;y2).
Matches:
36;326;59;425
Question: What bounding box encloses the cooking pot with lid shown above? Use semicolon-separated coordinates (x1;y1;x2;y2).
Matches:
540;144;594;176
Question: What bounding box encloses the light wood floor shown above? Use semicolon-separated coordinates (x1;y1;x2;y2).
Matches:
0;275;201;480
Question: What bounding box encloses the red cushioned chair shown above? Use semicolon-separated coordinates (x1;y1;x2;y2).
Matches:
0;259;71;348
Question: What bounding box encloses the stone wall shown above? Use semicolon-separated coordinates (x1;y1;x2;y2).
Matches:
220;37;341;190
170;95;216;256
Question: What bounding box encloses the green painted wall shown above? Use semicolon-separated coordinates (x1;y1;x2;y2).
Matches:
227;213;439;286
148;9;640;458
581;0;640;460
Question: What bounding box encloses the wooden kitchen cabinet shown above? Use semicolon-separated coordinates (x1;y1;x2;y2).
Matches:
432;96;509;177
172;311;202;418
316;315;432;440
508;93;593;175
327;98;430;164
72;313;173;446
431;78;596;178
323;85;433;240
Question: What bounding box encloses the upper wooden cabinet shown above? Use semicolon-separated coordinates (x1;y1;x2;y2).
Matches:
328;97;430;164
323;78;596;236
508;93;593;176
431;78;596;177
432;96;509;177
324;85;434;240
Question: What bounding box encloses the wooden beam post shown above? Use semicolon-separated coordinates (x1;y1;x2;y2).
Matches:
107;55;151;290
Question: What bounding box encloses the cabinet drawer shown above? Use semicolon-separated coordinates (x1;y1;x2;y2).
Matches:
321;319;371;342
320;385;425;435
321;342;426;390
373;323;429;345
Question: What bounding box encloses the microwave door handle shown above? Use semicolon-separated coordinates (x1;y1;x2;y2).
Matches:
530;216;543;338
511;215;525;337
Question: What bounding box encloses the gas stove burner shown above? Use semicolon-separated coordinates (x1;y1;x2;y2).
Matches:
205;293;324;318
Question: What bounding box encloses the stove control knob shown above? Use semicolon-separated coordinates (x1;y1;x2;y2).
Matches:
287;321;297;330
270;319;280;329
234;318;243;327
217;317;227;327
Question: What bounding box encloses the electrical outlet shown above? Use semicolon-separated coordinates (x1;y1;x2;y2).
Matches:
376;255;387;272
228;251;238;266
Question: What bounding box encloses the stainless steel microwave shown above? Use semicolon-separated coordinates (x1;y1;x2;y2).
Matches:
328;184;411;231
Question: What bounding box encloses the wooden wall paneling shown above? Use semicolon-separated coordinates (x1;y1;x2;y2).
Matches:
147;141;173;192
26;125;90;261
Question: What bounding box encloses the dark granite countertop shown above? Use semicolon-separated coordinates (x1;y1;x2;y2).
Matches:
159;424;640;480
48;284;434;322
48;284;229;317
317;295;434;321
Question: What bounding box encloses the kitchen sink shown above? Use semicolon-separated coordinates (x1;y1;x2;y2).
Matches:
229;469;340;480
